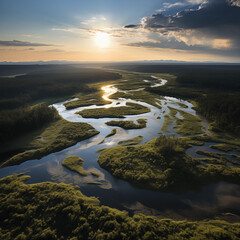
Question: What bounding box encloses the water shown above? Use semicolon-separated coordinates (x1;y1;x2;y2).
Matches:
1;76;240;220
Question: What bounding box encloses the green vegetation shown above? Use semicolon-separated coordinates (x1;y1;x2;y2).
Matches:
64;91;110;110
106;129;117;138
77;103;150;118
118;136;143;146
177;102;188;108
111;90;162;109
168;107;203;136
106;119;147;129
87;181;102;185
181;136;205;146
0;119;99;168
186;134;240;151
98;139;105;144
196;150;240;166
210;144;235;152
1;174;240;240
231;154;240;161
98;136;240;191
62;156;88;176
90;171;100;177
161;115;173;132
175;110;203;135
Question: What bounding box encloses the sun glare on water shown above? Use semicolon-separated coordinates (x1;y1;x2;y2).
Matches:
95;32;110;48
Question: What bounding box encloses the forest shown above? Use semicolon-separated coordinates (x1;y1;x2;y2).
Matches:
197;93;240;133
0;104;58;144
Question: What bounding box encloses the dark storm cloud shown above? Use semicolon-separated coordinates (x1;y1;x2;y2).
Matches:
124;0;240;56
0;40;53;47
146;0;239;40
124;24;140;29
126;0;240;33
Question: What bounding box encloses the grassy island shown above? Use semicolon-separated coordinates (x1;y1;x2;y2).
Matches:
118;136;143;146
77;102;150;118
1;174;240;240
106;129;117;137
62;156;88;176
64;91;111;110
106;119;147;129
98;136;240;192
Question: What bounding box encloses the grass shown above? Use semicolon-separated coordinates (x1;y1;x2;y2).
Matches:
1;174;240;240
231;154;240;161
87;181;102;185
62;156;88;176
106;129;117;137
0;119;99;168
64;91;110;110
106;119;147;129
169;107;203;136
98;139;105;144
111;90;162;109
196;150;240;166
180;136;205;146
177;102;188;108
161;114;173;132
90;171;100;177
210;144;235;152
77;102;150;118
98;135;240;192
188;134;240;151
118;136;143;146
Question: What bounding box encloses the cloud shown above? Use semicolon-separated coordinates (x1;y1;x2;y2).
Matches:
123;0;240;57
140;0;240;31
124;39;238;55
0;40;53;47
156;0;204;13
46;49;65;52
229;0;240;6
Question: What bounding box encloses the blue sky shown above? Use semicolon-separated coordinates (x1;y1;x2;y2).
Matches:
1;0;240;62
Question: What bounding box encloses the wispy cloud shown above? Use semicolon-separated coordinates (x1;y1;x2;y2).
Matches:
81;16;107;25
0;40;53;47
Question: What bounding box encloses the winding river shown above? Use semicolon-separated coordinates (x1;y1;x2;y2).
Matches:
0;76;240;220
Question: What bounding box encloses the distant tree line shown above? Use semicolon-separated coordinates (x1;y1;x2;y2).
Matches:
176;72;240;91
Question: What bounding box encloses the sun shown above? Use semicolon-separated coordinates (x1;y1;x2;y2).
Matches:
95;32;110;48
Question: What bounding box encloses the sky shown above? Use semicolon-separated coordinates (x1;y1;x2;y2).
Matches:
0;0;240;62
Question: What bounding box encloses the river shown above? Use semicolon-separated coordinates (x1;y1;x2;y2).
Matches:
0;76;240;220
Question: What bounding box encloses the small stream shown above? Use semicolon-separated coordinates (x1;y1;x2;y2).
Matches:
0;76;240;220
